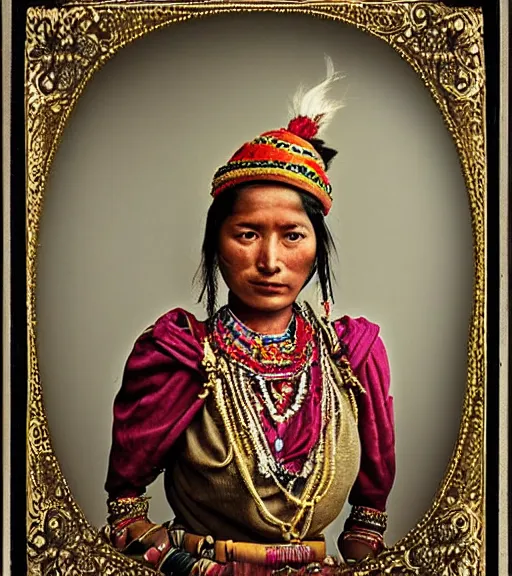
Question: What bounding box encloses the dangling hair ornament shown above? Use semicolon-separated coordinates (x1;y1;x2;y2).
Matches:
322;299;332;320
287;55;345;145
314;278;332;321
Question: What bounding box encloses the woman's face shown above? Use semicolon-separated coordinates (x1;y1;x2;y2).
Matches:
218;183;317;314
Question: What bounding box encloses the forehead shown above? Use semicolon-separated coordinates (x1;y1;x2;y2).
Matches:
231;184;308;216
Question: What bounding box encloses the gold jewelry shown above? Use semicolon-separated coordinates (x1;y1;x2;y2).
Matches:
308;303;366;425
201;303;351;541
107;495;150;526
348;505;388;532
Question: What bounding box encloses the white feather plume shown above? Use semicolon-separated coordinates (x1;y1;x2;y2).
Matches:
288;55;345;135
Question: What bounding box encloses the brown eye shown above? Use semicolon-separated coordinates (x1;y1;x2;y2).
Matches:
238;231;258;240
285;232;304;242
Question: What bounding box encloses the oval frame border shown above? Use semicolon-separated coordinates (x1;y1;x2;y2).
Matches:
25;2;486;575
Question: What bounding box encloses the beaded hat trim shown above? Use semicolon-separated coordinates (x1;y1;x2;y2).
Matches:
212;156;332;213
251;136;322;160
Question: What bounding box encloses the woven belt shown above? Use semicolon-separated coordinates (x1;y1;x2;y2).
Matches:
182;532;326;565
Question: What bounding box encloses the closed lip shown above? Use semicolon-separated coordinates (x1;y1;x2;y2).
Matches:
250;281;287;288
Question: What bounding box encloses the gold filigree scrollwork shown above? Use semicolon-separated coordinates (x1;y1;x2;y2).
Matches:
26;3;485;576
404;506;482;575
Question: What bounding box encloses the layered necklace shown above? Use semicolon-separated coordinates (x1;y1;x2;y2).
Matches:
211;306;314;432
201;303;349;541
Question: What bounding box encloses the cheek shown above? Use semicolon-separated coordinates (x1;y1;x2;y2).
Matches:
218;239;252;276
287;242;317;277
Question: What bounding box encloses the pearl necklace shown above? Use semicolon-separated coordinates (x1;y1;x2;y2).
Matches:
254;369;310;424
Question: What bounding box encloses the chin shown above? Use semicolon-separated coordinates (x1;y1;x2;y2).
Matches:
243;294;295;313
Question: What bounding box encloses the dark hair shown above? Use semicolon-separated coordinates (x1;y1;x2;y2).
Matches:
196;137;339;316
195;185;337;317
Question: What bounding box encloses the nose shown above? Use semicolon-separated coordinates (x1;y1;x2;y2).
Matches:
256;236;281;275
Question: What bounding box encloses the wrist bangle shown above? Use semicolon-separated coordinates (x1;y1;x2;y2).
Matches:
346;505;388;533
107;496;150;525
112;515;146;534
342;530;384;554
346;526;382;537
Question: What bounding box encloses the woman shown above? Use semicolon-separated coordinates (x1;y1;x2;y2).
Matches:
104;59;395;576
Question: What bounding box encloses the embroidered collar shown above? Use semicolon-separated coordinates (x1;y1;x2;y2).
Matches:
210;304;314;375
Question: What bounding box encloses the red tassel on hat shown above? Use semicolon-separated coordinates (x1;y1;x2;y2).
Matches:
287;56;344;139
287;115;323;140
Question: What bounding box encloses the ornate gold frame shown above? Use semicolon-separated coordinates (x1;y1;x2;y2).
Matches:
25;1;486;574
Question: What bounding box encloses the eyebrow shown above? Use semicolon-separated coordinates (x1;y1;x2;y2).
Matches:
233;222;307;231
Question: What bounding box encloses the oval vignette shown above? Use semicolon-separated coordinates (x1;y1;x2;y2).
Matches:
34;12;473;552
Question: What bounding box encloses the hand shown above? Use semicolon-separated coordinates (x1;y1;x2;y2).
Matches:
338;536;376;565
111;519;171;567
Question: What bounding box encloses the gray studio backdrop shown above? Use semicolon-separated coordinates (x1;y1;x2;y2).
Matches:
35;13;473;553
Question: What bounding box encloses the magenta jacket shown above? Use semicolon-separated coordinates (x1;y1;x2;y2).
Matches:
105;308;395;512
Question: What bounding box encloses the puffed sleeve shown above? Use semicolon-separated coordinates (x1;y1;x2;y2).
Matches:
105;308;207;499
333;316;395;511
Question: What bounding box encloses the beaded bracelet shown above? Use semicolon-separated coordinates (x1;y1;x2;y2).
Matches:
107;496;150;526
346;505;388;534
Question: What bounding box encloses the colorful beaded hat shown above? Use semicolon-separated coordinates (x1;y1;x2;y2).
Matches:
211;57;344;216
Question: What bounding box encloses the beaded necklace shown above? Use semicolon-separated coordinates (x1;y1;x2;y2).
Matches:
212;306;313;376
201;303;351;541
211;306;314;429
